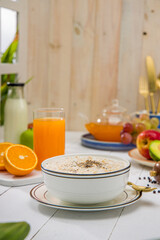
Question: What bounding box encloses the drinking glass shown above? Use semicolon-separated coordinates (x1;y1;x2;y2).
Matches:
33;108;65;170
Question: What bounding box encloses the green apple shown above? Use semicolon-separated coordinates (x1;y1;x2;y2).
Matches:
20;128;33;149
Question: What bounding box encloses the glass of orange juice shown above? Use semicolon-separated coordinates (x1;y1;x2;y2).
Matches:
33;108;65;170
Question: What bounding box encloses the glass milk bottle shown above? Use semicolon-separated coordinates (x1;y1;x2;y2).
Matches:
4;82;28;143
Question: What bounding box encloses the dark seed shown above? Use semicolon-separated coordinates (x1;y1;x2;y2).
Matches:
158;190;160;193
139;177;141;180
144;177;146;180
153;190;156;194
151;180;157;184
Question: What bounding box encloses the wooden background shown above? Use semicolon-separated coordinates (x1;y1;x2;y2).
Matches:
26;0;160;130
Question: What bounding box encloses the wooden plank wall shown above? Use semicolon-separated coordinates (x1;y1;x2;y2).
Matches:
27;0;160;130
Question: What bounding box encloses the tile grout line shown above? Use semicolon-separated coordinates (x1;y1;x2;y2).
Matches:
0;186;12;196
108;208;124;240
107;166;145;239
30;209;59;240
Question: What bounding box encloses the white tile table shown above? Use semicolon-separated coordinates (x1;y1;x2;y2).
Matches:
0;131;160;240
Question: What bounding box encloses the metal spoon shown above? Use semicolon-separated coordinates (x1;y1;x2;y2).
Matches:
127;181;156;192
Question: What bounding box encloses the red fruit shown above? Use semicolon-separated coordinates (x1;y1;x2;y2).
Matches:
120;129;125;135
121;132;132;144
28;123;33;129
123;123;133;134
136;130;160;159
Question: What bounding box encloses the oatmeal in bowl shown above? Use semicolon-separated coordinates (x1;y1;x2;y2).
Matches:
43;155;128;175
41;154;130;204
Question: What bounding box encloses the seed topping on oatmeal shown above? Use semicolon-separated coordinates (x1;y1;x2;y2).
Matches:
44;155;128;174
77;160;103;168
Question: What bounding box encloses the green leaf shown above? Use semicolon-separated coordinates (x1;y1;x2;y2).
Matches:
1;32;18;63
1;83;7;95
1;73;17;85
1;40;18;63
0;221;30;240
25;76;33;85
0;95;7;125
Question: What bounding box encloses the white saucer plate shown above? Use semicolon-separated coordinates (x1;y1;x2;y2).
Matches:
30;183;142;212
128;148;155;168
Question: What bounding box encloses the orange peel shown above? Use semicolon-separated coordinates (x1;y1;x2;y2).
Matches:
0;142;13;170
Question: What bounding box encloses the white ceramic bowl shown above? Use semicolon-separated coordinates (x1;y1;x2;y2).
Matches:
41;154;130;204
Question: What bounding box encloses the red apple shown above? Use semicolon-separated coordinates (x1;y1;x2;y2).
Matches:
136;130;160;159
28;122;33;129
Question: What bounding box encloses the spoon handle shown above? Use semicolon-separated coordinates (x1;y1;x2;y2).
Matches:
127;181;156;192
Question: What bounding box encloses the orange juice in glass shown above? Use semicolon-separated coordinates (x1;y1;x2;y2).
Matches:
33;108;65;170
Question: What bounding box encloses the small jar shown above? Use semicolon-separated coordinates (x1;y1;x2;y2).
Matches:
4;82;28;143
102;99;127;125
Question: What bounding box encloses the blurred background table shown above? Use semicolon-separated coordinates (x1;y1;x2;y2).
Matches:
1;131;160;240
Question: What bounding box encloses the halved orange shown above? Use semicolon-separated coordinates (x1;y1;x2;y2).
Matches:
4;144;38;176
0;142;13;170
